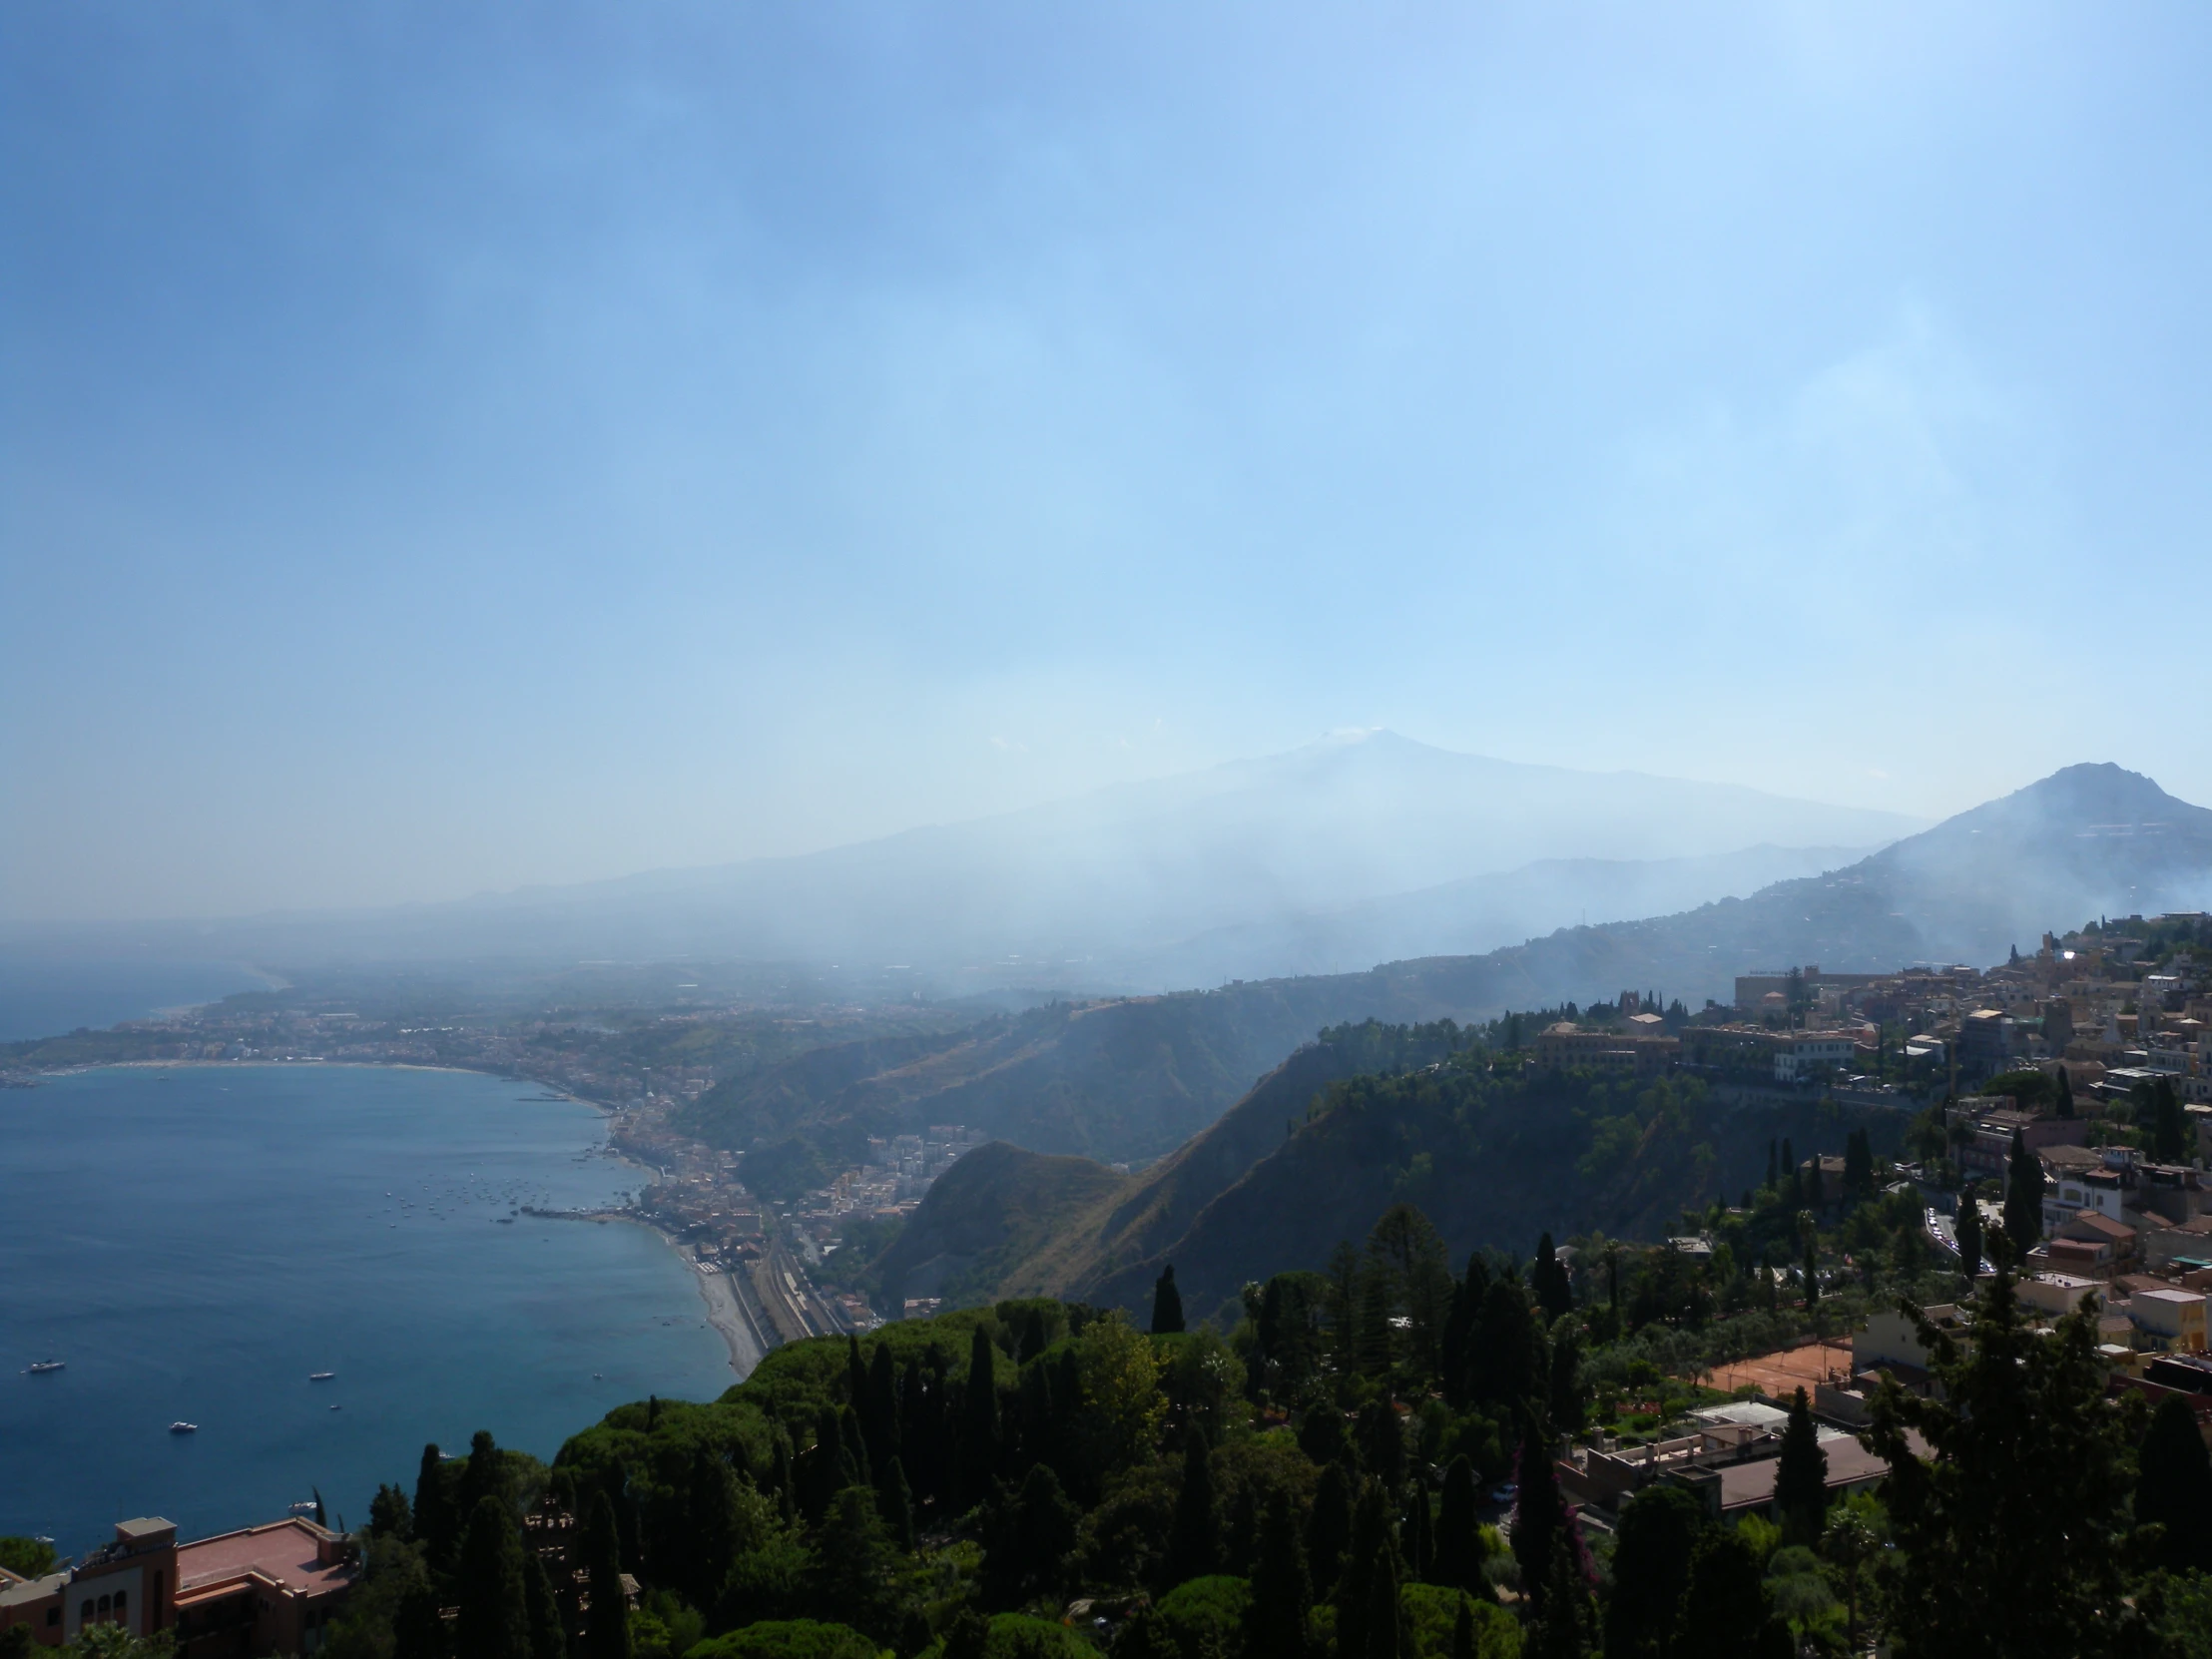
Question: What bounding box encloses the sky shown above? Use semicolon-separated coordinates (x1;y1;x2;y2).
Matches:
4;2;2209;922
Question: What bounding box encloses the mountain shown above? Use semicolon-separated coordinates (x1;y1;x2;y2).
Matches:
2;732;1920;984
870;1026;1912;1321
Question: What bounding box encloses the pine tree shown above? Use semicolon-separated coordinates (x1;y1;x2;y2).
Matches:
393;1584;449;1659
1774;1387;1829;1544
455;1496;531;1659
2003;1131;2045;1261
413;1443;454;1568
2136;1393;2212;1574
1151;1264;1186;1335
1244;1495;1313;1659
1164;1422;1217;1586
1865;1259;2154;1654
1605;1484;1704;1659
1434;1456;1481;1592
581;1492;633;1659
1531;1232;1572;1321
958;1326;1000;1509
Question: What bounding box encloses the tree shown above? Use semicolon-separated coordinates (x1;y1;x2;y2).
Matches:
1955;1198;1983;1280
1404;1483;1434;1582
2003;1132;2045;1261
393;1585;450;1659
1604;1484;1703;1659
455;1496;531;1659
1510;1412;1564;1600
1307;1462;1353;1595
1820;1502;1882;1655
581;1492;634;1659
1548;1323;1586;1435
875;1454;915;1552
368;1482;413;1541
1843;1127;1874;1199
2136;1393;2212;1574
1434;1456;1482;1593
1864;1252;2154;1655
0;1538;58;1579
1802;1234;1819;1311
980;1464;1080;1611
524;1547;565;1659
1526;1527;1596;1659
1804;1157;1825;1212
414;1443;455;1567
1163;1423;1217;1586
1244;1496;1313;1659
2055;1067;2076;1120
808;1487;901;1644
1774;1388;1829;1544
1531;1232;1572;1321
458;1428;505;1520
1671;1528;1787;1659
2150;1078;2189;1163
959;1326;1001;1508
1151;1264;1186;1335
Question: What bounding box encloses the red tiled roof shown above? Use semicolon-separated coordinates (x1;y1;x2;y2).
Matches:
175;1521;350;1602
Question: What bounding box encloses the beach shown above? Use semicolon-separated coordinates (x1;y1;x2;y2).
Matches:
681;1248;773;1380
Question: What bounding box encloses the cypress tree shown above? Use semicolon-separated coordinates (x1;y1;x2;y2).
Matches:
413;1443;454;1568
845;1334;867;1407
393;1584;448;1659
370;1481;414;1542
455;1496;531;1659
1781;1138;1798;1206
1605;1484;1704;1659
1526;1528;1595;1659
1765;1139;1779;1193
838;1403;871;1489
1307;1462;1354;1595
580;1493;632;1659
1244;1495;1312;1659
2137;1394;2212;1574
1152;1264;1186;1335
898;1357;932;1502
1774;1387;1829;1544
2055;1067;2075;1120
1357;1397;1406;1491
2003;1131;2045;1261
1405;1484;1434;1582
2152;1078;2189;1163
1531;1232;1572;1321
808;1486;901;1645
1451;1595;1477;1659
1956;1198;1984;1280
1163;1422;1217;1586
1803;1235;1820;1310
1804;1155;1825;1212
876;1454;916;1552
958;1326;1000;1508
1509;1413;1563;1601
523;1546;564;1659
769;1434;796;1525
1470;1278;1544;1414
1434;1456;1481;1592
1018;1308;1048;1363
1844;1128;1873;1199
1548;1324;1585;1436
865;1342;901;1474
1360;1549;1402;1659
683;1444;738;1609
458;1429;504;1520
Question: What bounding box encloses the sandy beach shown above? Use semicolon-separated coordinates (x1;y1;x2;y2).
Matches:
683;1248;772;1380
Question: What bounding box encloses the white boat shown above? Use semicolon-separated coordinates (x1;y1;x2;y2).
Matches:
26;1361;65;1375
287;1501;318;1516
308;1372;335;1382
169;1421;198;1434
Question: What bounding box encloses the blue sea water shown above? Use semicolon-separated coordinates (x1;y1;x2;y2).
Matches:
0;1065;732;1555
0;958;273;1043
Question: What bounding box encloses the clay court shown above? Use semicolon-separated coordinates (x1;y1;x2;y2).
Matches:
1706;1340;1856;1397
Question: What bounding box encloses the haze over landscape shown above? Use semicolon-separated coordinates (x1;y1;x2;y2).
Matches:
8;9;2212;1659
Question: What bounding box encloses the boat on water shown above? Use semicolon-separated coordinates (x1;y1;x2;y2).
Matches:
170;1421;198;1434
308;1372;335;1382
26;1361;65;1375
286;1501;319;1516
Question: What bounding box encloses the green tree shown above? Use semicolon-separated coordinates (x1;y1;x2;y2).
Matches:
455;1496;531;1659
1671;1528;1787;1659
1162;1422;1217;1587
2137;1393;2212;1574
1774;1387;1829;1545
1244;1495;1312;1659
959;1326;1001;1509
2003;1132;2045;1261
1307;1461;1354;1595
1434;1456;1483;1594
1955;1198;1984;1280
2055;1067;2076;1120
582;1492;634;1659
414;1443;456;1568
1604;1484;1703;1659
1531;1232;1572;1322
2151;1078;2190;1163
1820;1502;1882;1655
368;1482;413;1542
1526;1528;1596;1659
1865;1250;2153;1655
393;1583;449;1659
874;1454;915;1552
524;1548;565;1659
980;1463;1080;1612
459;1429;506;1520
0;1537;58;1578
807;1487;900;1644
1151;1264;1186;1335
1510;1412;1564;1601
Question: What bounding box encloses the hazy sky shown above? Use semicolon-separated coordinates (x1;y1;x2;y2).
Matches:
5;3;2209;921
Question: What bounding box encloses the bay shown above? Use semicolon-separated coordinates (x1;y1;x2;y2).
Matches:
0;1065;733;1555
0;957;273;1044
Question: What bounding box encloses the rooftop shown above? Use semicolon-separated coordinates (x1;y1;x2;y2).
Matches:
175;1520;352;1602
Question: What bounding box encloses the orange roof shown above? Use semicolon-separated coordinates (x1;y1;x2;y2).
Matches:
175;1520;351;1603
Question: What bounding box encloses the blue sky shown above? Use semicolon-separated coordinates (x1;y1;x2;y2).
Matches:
4;3;2208;920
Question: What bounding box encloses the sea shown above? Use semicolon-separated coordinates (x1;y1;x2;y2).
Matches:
0;957;275;1045
0;1064;733;1557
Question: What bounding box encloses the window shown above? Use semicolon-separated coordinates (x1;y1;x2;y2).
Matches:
47;1608;60;1628
114;1591;127;1619
81;1601;94;1623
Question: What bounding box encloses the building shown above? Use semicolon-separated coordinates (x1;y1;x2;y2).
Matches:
0;1517;354;1654
2131;1288;2209;1353
1532;1023;1679;1078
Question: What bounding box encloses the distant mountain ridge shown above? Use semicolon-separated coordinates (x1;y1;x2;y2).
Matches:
1;732;1920;985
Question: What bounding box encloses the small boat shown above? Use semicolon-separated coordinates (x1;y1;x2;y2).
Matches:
170;1422;198;1434
287;1501;318;1516
494;1217;514;1225
329;1403;342;1410
26;1361;65;1375
308;1372;335;1382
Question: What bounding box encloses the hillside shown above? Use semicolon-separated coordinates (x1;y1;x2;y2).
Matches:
875;1038;1909;1321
